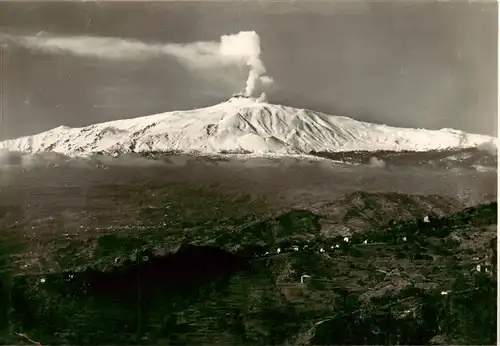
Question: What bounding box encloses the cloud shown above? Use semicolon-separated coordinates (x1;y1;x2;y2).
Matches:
368;156;386;168
0;30;273;97
477;139;497;155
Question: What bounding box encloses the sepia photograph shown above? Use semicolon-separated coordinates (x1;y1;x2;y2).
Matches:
0;0;497;344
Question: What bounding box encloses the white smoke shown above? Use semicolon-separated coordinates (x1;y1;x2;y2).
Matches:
218;31;273;96
0;30;273;97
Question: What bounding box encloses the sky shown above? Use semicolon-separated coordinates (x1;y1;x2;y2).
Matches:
0;1;497;140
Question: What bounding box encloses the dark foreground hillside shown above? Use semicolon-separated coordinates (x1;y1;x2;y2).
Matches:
0;194;496;345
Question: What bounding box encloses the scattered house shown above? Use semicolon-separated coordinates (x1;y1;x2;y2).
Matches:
300;274;312;284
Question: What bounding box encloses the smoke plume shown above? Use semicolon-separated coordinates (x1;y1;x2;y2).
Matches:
0;30;273;97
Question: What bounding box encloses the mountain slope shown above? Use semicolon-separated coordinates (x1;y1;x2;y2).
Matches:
0;97;495;157
305;191;466;237
1;200;496;345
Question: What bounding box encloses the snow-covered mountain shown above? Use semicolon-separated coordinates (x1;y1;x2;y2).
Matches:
0;97;496;157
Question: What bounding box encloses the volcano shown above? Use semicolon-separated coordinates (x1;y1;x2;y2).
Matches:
0;98;495;157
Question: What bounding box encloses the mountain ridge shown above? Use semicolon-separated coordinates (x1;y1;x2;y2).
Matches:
0;97;495;157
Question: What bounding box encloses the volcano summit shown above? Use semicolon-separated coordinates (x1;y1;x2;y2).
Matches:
0;98;495;158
